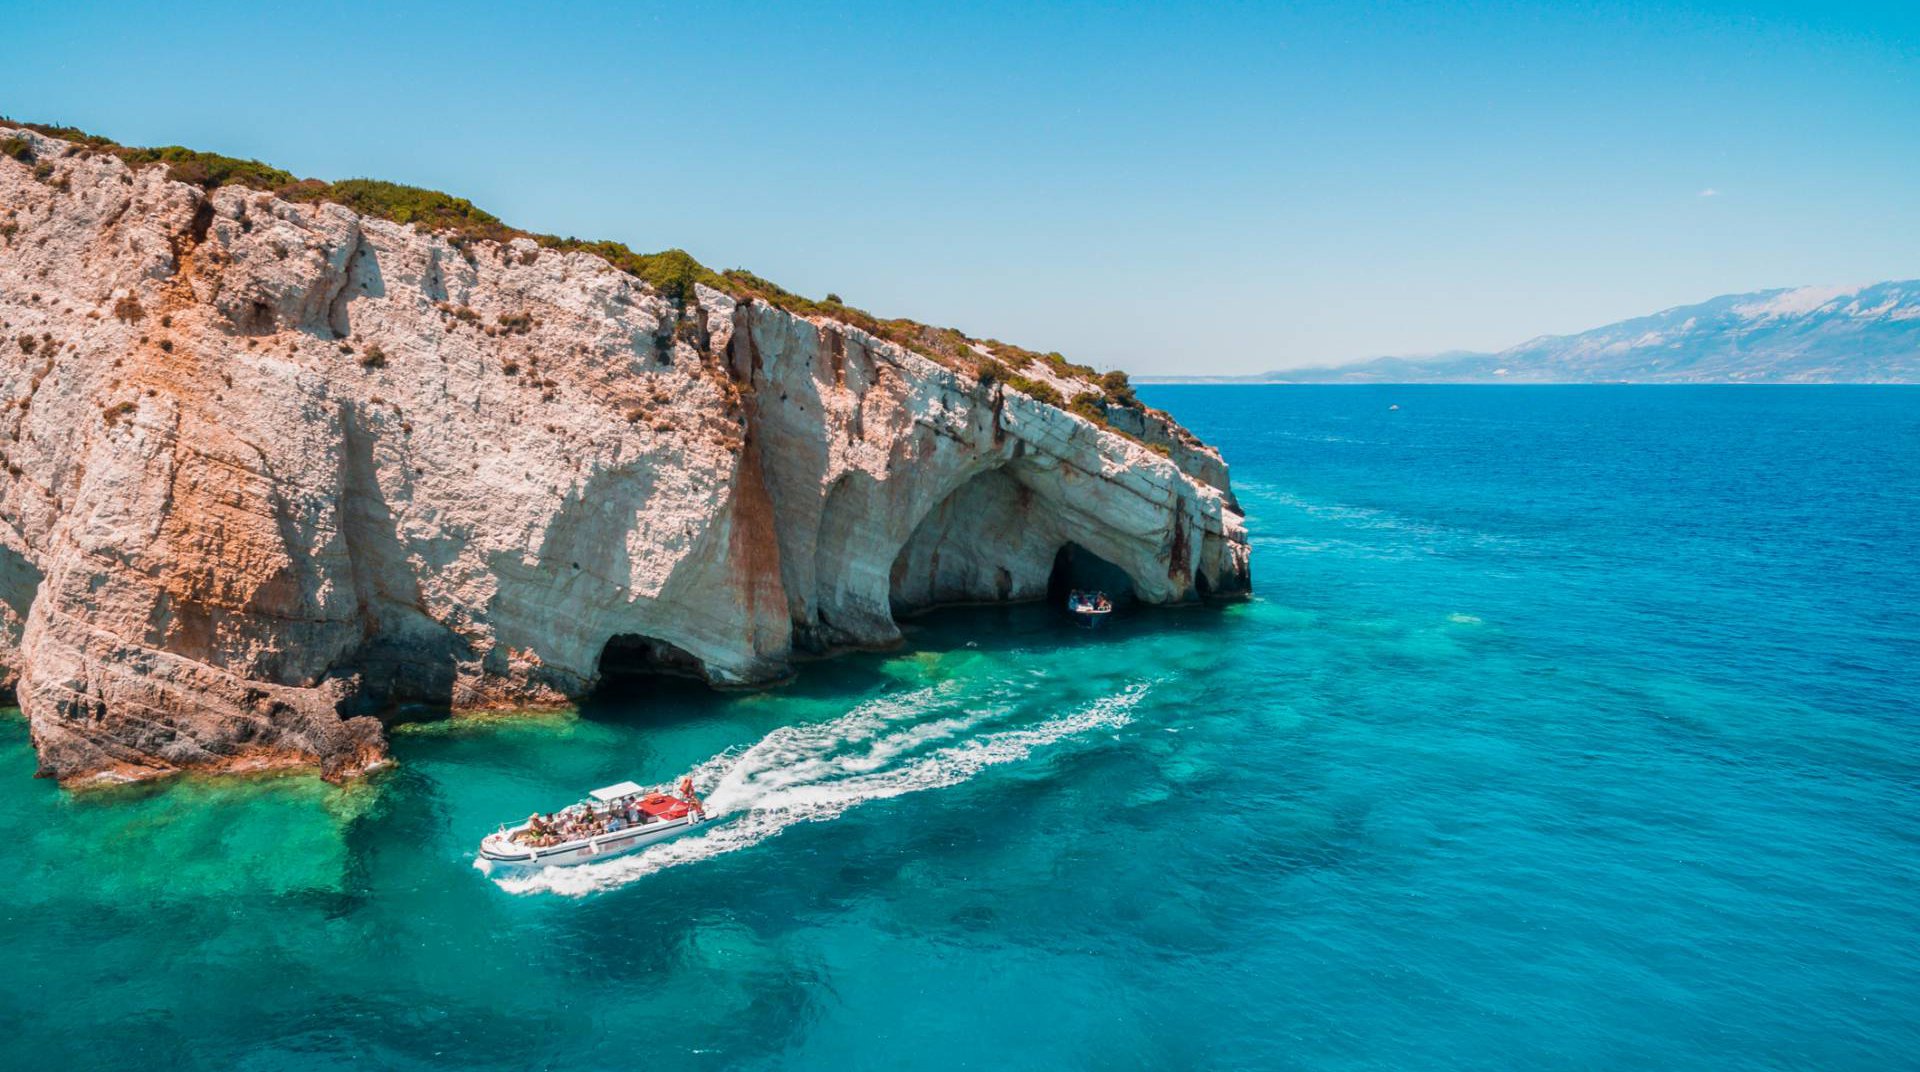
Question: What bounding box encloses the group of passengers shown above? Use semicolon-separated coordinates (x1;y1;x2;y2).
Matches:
1068;589;1112;612
511;799;656;847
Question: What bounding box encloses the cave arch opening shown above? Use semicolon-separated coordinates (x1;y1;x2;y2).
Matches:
585;633;715;711
597;633;704;679
887;467;1058;617
1046;543;1136;610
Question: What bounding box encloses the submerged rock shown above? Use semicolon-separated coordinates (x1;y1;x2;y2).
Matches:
0;124;1249;785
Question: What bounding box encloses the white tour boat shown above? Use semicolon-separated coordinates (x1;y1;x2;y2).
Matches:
476;777;706;872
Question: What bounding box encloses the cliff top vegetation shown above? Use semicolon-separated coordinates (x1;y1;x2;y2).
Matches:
1;117;1149;426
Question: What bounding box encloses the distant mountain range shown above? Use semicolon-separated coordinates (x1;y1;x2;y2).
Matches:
1153;280;1920;383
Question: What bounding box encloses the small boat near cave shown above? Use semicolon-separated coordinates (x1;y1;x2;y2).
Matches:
1066;589;1113;627
476;777;706;871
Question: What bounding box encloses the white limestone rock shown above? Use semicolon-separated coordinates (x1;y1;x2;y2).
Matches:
0;124;1249;785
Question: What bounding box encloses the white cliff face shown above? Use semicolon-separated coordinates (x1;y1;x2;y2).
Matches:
720;296;1248;641
0;125;1249;785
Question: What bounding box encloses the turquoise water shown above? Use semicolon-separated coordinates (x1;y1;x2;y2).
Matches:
4;385;1917;1070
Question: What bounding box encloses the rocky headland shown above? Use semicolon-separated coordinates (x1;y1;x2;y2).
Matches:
0;121;1249;786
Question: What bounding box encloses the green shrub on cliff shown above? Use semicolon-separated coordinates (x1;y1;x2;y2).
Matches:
24;123;116;148
625;248;724;304
1069;392;1109;422
532;240;726;304
1;119;118;148
1099;369;1142;409
976;357;1083;410
1006;375;1064;407
290;178;507;236
115;146;297;191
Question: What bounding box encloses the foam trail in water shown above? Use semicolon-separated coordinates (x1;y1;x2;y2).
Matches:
494;681;1152;897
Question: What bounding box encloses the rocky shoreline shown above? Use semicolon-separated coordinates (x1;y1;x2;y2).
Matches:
0;122;1249;786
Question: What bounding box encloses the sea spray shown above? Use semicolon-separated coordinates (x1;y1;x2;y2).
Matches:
495;681;1155;896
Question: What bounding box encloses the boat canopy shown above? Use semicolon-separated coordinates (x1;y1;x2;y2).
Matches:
589;780;645;802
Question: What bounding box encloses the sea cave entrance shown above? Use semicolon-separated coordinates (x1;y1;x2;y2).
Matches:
586;632;714;705
596;633;705;681
1046;543;1135;609
583;633;721;718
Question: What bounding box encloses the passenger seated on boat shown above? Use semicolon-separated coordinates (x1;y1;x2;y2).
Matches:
513;813;559;847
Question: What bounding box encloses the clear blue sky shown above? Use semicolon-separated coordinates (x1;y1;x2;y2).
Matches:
5;1;1916;374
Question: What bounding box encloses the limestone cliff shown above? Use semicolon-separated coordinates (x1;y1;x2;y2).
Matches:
0;123;1249;785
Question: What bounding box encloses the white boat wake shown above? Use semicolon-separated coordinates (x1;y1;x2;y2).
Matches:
493;680;1154;897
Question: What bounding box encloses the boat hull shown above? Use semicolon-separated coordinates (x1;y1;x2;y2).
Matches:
477;814;702;871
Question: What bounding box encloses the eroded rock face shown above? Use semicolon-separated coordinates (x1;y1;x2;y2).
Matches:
0;125;1249;785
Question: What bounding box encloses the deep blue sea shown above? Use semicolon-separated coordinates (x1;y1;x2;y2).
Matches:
3;385;1917;1070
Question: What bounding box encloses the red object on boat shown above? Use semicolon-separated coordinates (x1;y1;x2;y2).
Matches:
637;793;692;821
